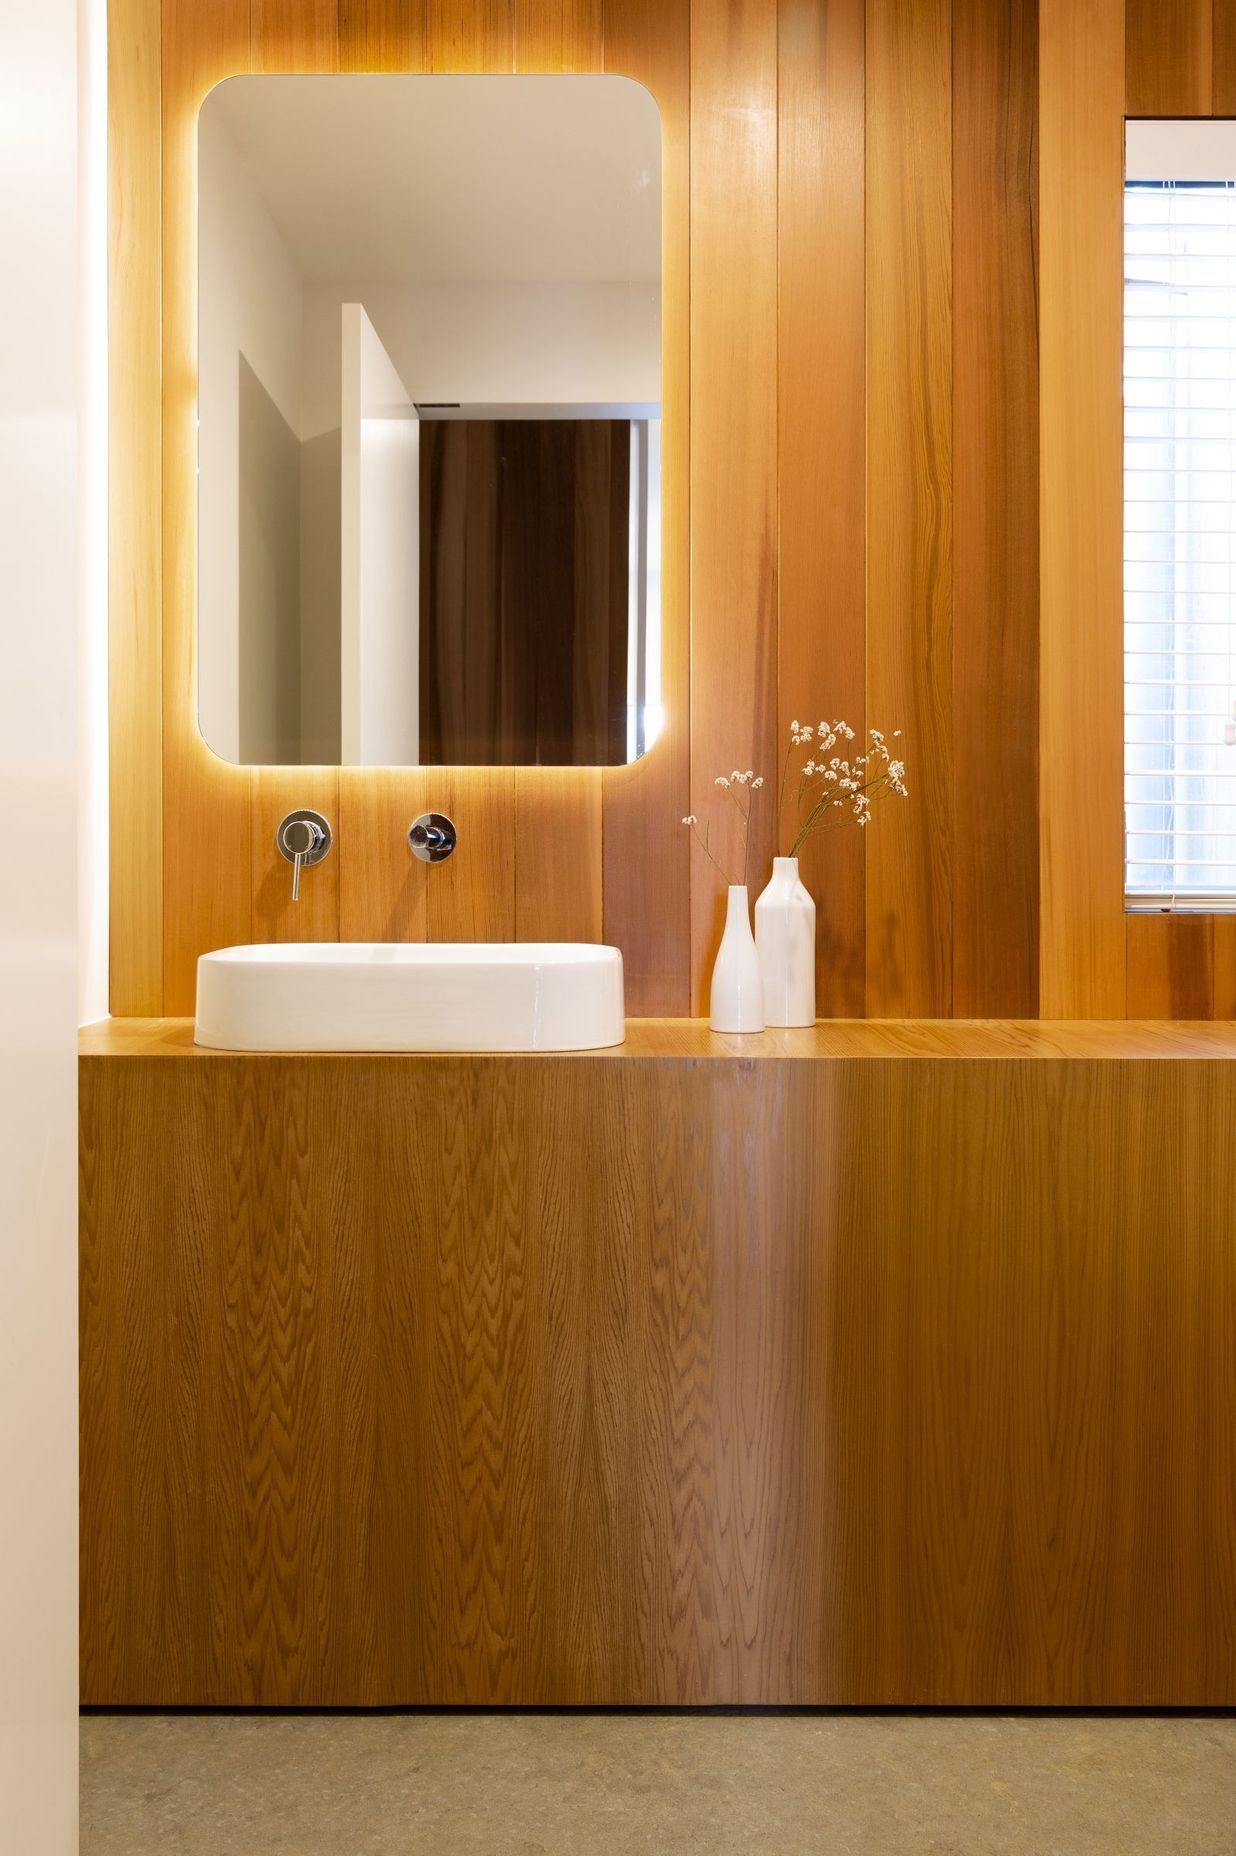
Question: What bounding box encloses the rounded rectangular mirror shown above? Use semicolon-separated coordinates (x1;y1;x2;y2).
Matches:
197;74;663;768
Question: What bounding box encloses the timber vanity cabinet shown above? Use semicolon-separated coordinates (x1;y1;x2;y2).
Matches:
80;1019;1236;1708
90;0;1236;1718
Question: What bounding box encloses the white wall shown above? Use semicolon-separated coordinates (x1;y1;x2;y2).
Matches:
0;0;85;1847
341;305;421;766
199;102;306;761
302;279;660;438
78;0;108;1025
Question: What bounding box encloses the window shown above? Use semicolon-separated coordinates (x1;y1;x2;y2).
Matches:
1125;129;1236;910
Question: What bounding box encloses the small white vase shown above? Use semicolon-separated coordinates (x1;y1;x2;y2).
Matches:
755;856;816;1027
709;885;765;1033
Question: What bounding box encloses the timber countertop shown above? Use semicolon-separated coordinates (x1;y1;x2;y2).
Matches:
79;1017;1236;1060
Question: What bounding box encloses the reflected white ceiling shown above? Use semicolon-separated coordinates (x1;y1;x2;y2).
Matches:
205;74;661;286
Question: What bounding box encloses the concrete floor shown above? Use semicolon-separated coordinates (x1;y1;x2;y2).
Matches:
80;1711;1236;1855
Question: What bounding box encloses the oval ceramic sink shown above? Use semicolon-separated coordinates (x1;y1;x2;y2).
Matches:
195;942;625;1052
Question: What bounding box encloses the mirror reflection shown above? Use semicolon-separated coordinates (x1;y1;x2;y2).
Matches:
197;75;662;767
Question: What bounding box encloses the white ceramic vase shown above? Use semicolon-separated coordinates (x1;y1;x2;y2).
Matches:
709;885;765;1033
755;856;816;1027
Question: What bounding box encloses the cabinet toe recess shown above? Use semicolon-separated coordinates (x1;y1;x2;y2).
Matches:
79;1019;1236;1707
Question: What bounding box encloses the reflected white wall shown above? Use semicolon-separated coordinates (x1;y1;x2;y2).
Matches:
199;105;306;762
0;0;87;1846
340;304;421;767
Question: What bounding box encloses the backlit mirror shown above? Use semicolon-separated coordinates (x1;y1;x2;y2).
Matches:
197;75;662;767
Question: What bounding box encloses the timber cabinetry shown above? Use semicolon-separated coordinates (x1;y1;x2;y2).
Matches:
80;1019;1236;1705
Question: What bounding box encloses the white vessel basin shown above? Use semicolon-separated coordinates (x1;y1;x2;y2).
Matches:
195;942;625;1052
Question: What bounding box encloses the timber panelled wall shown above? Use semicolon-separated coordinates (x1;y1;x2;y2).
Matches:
107;0;1236;1021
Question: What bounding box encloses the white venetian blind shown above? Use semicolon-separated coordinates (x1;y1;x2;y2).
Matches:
1125;176;1236;908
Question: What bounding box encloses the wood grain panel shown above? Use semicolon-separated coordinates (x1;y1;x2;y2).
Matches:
503;8;605;946
243;0;340;989
1126;914;1215;1019
1126;0;1212;114
865;0;954;1016
688;0;779;1013
951;0;1039;1016
1038;0;1126;1017
82;1043;1236;1705
514;0;601;68
427;0;514;69
160;0;253;1014
116;0;1229;1025
777;0;866;1017
425;769;517;939
513;769;603;940
338;770;431;940
339;0;428;70
108;0;164;1015
601;0;693;1015
1214;0;1236;109
1214;920;1236;1018
251;0;339;68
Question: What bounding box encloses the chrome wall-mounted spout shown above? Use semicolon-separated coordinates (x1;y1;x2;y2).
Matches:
407;813;457;864
276;809;333;900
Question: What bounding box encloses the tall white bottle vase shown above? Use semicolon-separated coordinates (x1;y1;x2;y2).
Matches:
709;886;765;1033
755;856;816;1027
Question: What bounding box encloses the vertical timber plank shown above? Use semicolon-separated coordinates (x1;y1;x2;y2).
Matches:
952;0;1040;1016
1038;0;1125;1016
865;0;954;1016
1126;915;1215;1019
777;0;866;1017
339;0;429;70
510;0;606;949
689;0;779;1013
514;0;602;68
1215;0;1236;109
250;0;340;68
427;0;515;70
247;0;341;949
161;0;253;1011
1126;0;1212;115
109;0;165;1012
602;0;693;1014
513;771;604;942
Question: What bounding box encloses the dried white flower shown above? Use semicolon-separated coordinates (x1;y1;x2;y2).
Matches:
751;776;764;790
715;776;730;789
773;709;906;856
682;815;697;826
